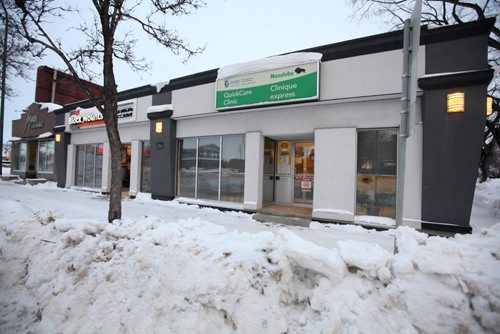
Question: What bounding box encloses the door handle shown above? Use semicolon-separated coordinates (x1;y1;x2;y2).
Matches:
269;176;274;180
275;176;280;180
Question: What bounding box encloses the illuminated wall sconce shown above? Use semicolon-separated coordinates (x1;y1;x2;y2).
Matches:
447;92;465;113
55;133;61;142
487;96;493;116
155;120;163;134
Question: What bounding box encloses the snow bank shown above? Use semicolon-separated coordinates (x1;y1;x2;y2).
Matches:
355;215;396;227
470;179;500;232
473;179;500;223
1;206;499;333
217;52;322;79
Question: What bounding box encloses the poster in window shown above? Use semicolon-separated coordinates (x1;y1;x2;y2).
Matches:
277;142;291;174
301;178;312;192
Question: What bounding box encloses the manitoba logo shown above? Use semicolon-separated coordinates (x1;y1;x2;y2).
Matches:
295;67;306;74
224;80;229;88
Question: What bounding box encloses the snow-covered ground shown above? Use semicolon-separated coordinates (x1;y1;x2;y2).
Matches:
0;175;499;333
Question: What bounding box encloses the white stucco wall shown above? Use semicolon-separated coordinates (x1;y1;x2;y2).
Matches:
176;97;401;139
65;96;151;190
65;144;75;188
69;122;150;145
136;95;153;122
129;140;142;197
172;84;215;118
402;119;423;228
171;47;425;119
313;128;357;222
101;141;111;192
243;132;263;210
319;47;425;100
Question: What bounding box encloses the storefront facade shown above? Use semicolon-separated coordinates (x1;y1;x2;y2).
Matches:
62;92;155;197
10;66;104;182
54;19;494;232
11;103;57;181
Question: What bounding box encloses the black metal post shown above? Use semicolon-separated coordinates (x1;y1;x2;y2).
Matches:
0;7;8;175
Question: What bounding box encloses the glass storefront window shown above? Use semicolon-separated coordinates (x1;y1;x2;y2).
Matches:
178;138;197;197
177;135;245;203
141;141;152;193
221;135;245;202
75;143;103;188
11;142;27;171
38;140;55;173
197;137;220;201
356;129;397;218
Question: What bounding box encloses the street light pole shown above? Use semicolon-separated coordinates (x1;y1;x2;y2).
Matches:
0;8;8;175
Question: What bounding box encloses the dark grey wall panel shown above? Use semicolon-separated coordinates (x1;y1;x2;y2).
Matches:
421;86;488;226
420;31;492;227
152;91;172;106
54;131;71;188
425;35;489;74
55;112;66;126
148;111;176;200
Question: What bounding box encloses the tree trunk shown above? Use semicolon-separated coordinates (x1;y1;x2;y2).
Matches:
105;114;122;222
102;16;122;223
103;79;122;222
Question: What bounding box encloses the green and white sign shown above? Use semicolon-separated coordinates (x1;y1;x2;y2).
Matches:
216;61;319;110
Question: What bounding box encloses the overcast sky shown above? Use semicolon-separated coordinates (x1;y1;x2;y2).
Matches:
4;0;388;142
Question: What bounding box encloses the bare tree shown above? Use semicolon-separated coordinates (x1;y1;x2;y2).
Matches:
0;0;44;98
350;0;500;180
8;0;205;222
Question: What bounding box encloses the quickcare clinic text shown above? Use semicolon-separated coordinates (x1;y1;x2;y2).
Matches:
216;62;319;110
222;82;299;107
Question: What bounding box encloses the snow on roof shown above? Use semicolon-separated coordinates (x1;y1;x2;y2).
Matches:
74;106;100;116
38;132;53;139
147;104;173;114
9;137;22;141
151;81;170;93
37;102;63;112
217;52;323;80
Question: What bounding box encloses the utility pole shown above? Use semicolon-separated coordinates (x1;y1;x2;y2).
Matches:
396;0;421;227
0;6;8;175
396;19;411;227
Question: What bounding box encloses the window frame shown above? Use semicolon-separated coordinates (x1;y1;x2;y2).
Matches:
140;140;152;193
37;140;55;173
356;128;398;219
11;142;27;172
176;134;245;203
75;143;104;188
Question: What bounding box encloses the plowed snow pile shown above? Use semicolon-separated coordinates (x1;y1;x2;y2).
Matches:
1;211;499;333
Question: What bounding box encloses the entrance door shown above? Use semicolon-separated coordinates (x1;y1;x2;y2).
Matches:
293;142;314;204
121;144;132;189
27;141;38;178
262;139;314;206
275;141;293;204
263;138;276;204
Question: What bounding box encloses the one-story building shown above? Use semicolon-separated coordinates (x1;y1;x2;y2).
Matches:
53;19;496;233
10;66;103;182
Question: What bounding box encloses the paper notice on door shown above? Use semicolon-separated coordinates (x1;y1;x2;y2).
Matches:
301;178;312;192
278;152;290;174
